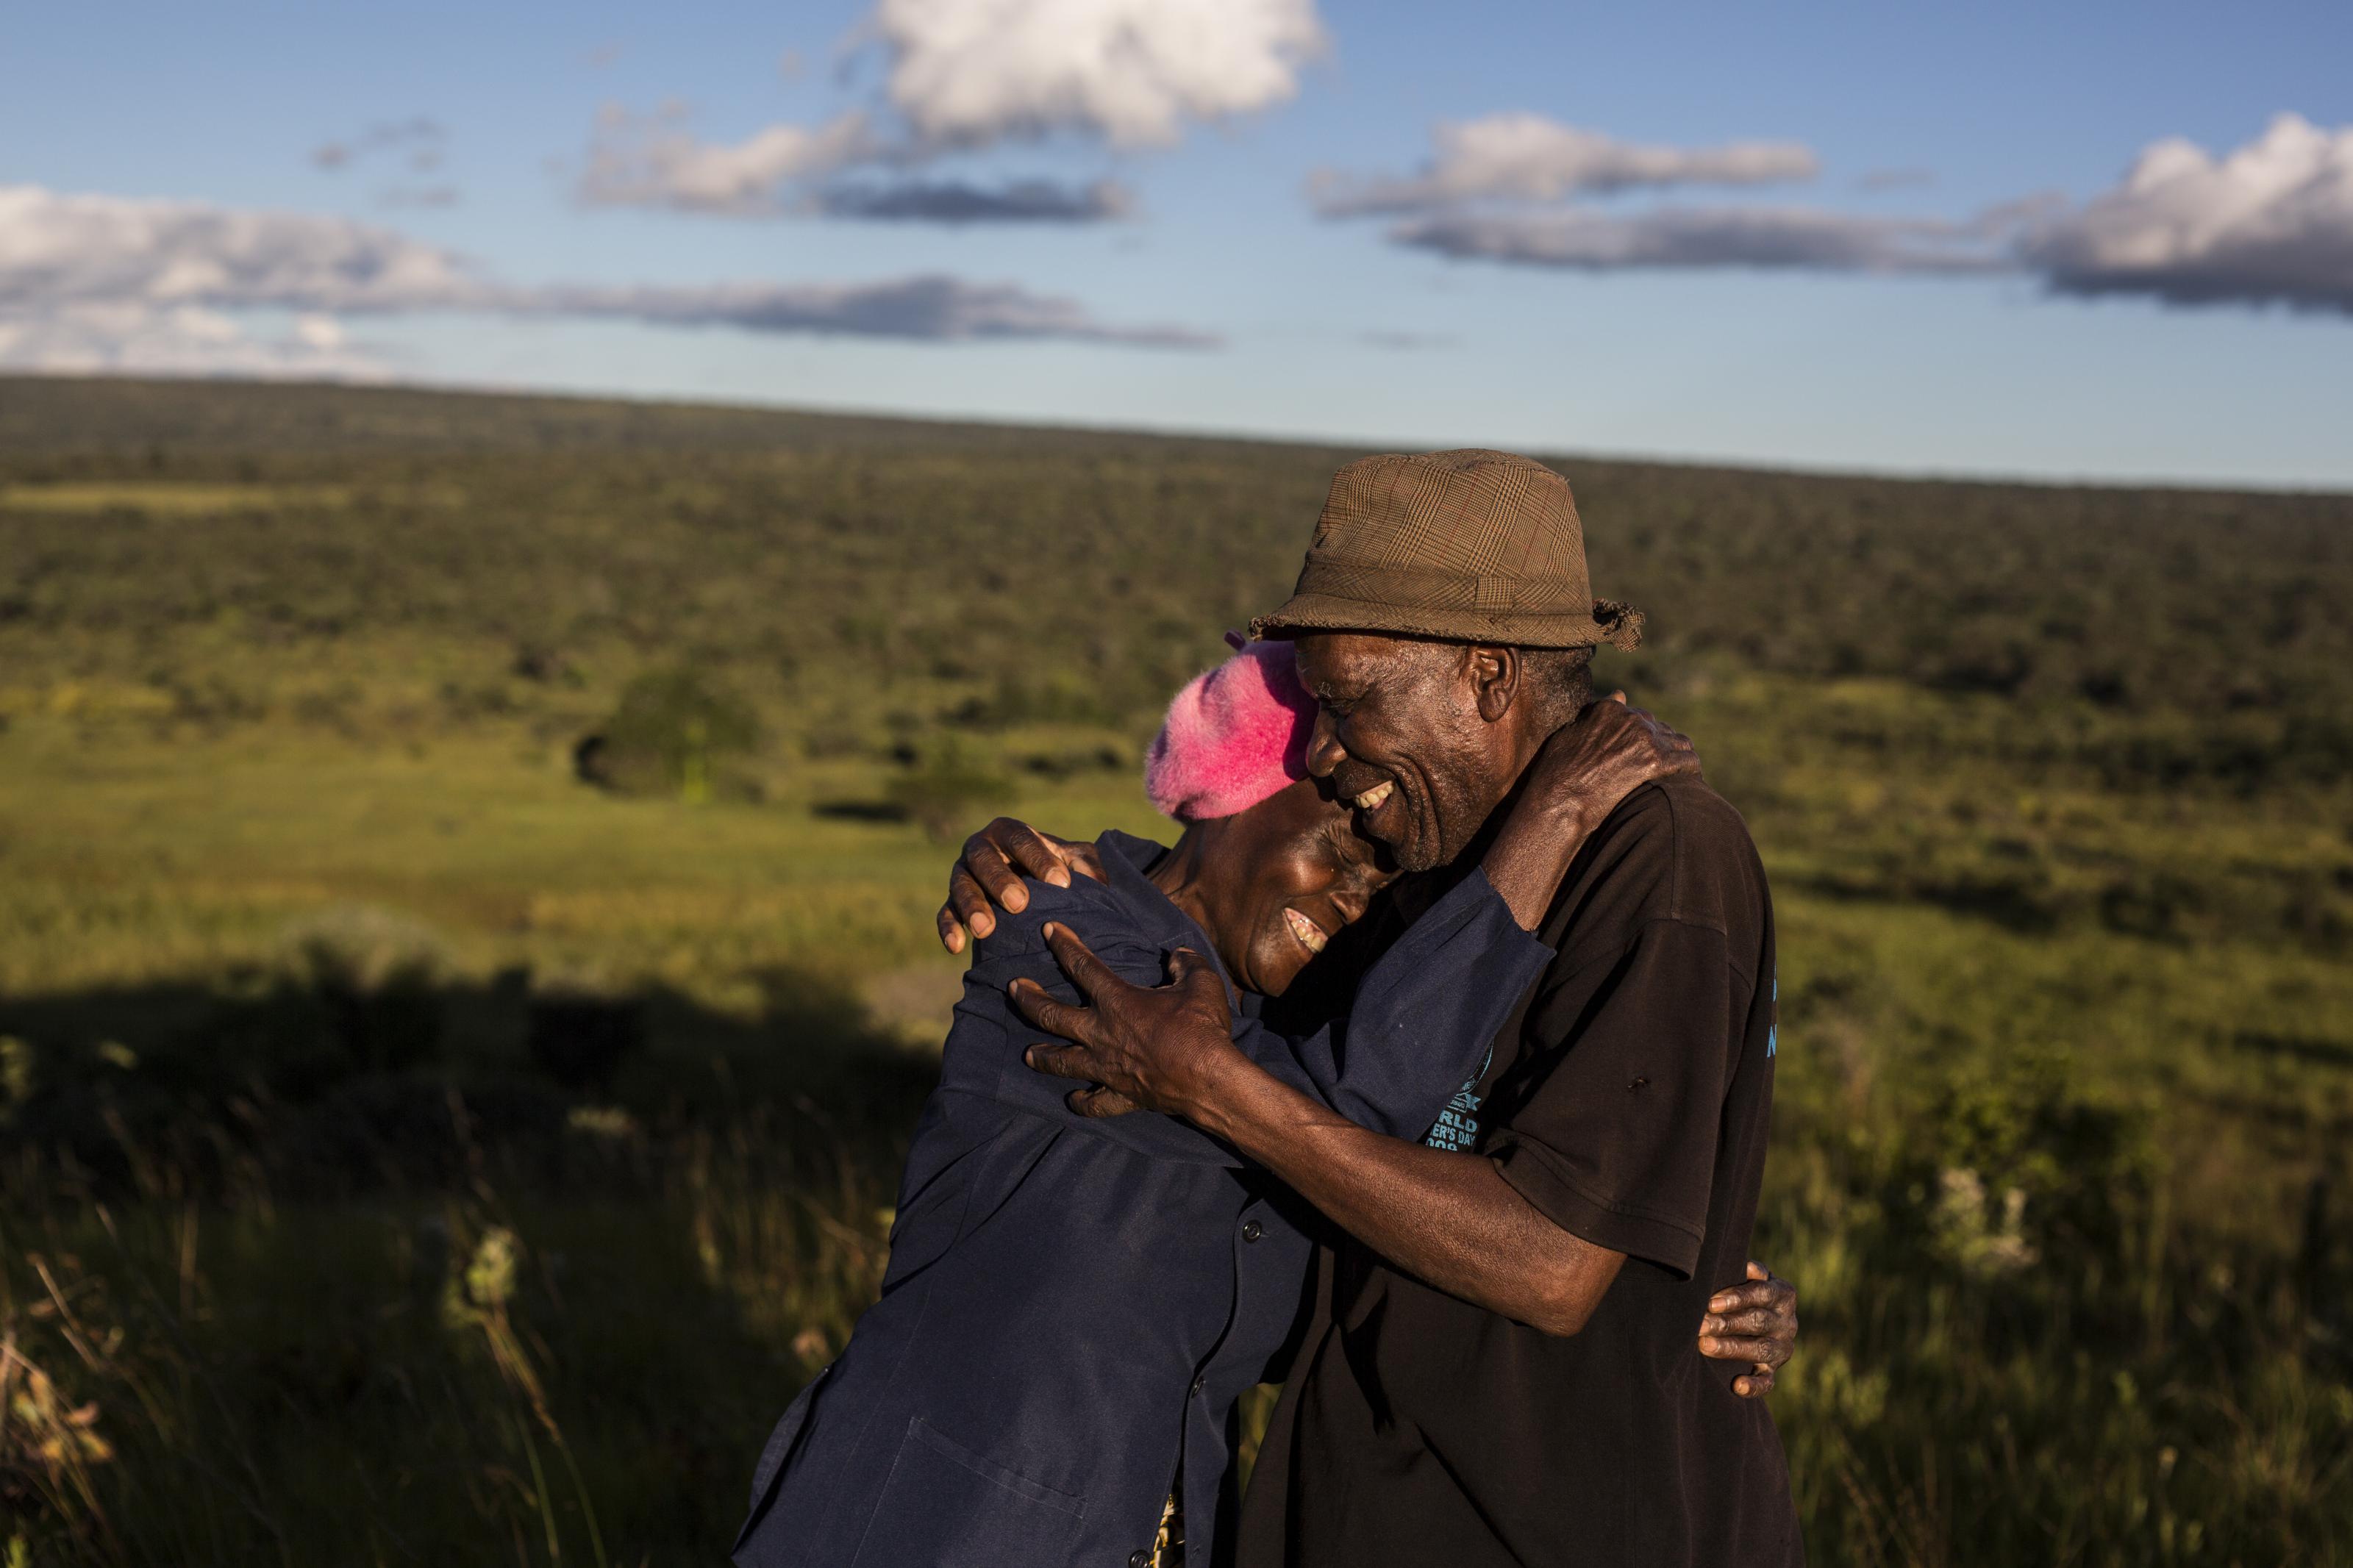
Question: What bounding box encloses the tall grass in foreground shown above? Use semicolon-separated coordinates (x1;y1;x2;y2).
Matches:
1763;1090;2352;1566
1;1095;901;1568
3;1031;2346;1567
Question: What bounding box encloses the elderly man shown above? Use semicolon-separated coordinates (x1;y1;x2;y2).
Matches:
998;449;1801;1566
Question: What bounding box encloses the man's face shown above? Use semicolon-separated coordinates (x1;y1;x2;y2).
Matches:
1290;632;1517;873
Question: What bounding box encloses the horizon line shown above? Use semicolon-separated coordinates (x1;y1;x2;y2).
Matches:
8;368;2348;501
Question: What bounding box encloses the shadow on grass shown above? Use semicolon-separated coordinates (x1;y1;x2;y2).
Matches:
1;964;940;1564
0;964;939;1202
809;799;913;824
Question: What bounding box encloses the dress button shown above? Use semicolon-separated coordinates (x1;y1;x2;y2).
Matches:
1240;1218;1263;1242
1190;1377;1206;1397
1129;1551;1150;1567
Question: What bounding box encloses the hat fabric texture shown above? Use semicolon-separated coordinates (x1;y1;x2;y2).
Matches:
1144;633;1318;822
1250;448;1643;651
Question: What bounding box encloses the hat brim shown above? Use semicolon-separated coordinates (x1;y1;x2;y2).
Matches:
1251;590;1642;651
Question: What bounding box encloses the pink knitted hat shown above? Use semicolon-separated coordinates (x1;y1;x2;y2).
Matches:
1144;633;1318;821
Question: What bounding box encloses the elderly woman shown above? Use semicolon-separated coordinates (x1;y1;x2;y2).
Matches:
732;640;1793;1568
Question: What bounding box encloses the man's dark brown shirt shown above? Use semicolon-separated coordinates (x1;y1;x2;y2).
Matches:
1238;777;1800;1567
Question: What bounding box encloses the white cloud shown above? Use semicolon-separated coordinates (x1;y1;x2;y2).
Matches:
1390;204;2005;274
876;0;1324;149
2021;113;2353;313
0;184;1215;373
1312;113;1818;217
579;108;878;214
579;0;1323;220
0;304;396;379
0;185;485;315
1309;112;1974;280
1330;110;2353;315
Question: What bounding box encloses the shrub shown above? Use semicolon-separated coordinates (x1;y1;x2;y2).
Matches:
885;739;1014;842
586;667;761;802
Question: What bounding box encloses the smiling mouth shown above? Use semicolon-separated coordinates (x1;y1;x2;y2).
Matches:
1352;781;1395;812
1284;906;1330;955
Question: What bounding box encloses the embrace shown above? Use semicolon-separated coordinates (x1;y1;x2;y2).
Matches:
735;450;1804;1567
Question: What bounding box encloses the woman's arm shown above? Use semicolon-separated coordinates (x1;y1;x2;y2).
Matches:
934;694;1696;948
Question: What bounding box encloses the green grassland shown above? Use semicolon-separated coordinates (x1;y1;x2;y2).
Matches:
1;376;2349;1566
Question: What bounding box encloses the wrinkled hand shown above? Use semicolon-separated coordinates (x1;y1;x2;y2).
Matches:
1699;1261;1798;1397
1479;693;1704;929
1520;691;1701;832
936;818;1108;954
1008;925;1240;1119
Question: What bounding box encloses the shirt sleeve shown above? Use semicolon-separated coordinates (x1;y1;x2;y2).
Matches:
1235;866;1552;1142
1485;917;1750;1278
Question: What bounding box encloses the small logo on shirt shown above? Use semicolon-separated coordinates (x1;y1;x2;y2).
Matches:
1424;1045;1493;1153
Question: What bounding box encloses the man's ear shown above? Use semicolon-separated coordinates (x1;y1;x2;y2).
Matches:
1466;645;1521;723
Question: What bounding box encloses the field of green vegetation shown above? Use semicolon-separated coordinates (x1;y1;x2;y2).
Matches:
1;376;2348;1567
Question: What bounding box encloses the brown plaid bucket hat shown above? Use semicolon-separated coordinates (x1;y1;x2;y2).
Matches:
1250;448;1643;651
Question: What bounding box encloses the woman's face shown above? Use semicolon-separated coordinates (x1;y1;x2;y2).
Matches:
1214;776;1398;997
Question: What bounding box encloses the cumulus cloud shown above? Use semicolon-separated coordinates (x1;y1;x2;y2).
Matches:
1313;115;1993;278
0;304;396;379
579;107;878;213
875;0;1323;149
1306;112;1990;279
0;184;1214;374
1391;204;2006;274
1311;113;1817;217
0;185;484;314
2021;113;2353;313
579;0;1321;221
1329;110;2353;312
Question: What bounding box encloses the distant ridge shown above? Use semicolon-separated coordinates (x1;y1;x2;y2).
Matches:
5;375;2343;499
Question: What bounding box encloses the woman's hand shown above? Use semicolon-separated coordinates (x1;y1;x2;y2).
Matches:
1482;694;1702;929
1699;1261;1799;1397
1521;691;1701;834
935;818;1108;953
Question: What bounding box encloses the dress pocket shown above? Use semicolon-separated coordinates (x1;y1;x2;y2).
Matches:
849;1417;1086;1568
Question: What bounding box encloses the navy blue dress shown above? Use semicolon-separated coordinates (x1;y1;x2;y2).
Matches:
732;832;1549;1568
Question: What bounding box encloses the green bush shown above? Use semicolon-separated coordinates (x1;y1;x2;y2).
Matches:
588;666;761;802
885;739;1014;841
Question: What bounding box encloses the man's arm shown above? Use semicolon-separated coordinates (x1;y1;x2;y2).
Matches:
1012;923;1799;1378
976;871;1549;1161
935;692;1696;951
1013;928;1623;1334
1213;682;1710;1139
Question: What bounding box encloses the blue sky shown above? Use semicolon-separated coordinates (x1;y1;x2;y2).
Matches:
5;0;2349;487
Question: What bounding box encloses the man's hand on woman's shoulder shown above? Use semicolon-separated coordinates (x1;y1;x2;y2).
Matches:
937;818;1108;953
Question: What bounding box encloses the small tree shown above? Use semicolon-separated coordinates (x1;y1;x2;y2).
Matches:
586;666;760;801
887;739;1013;842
